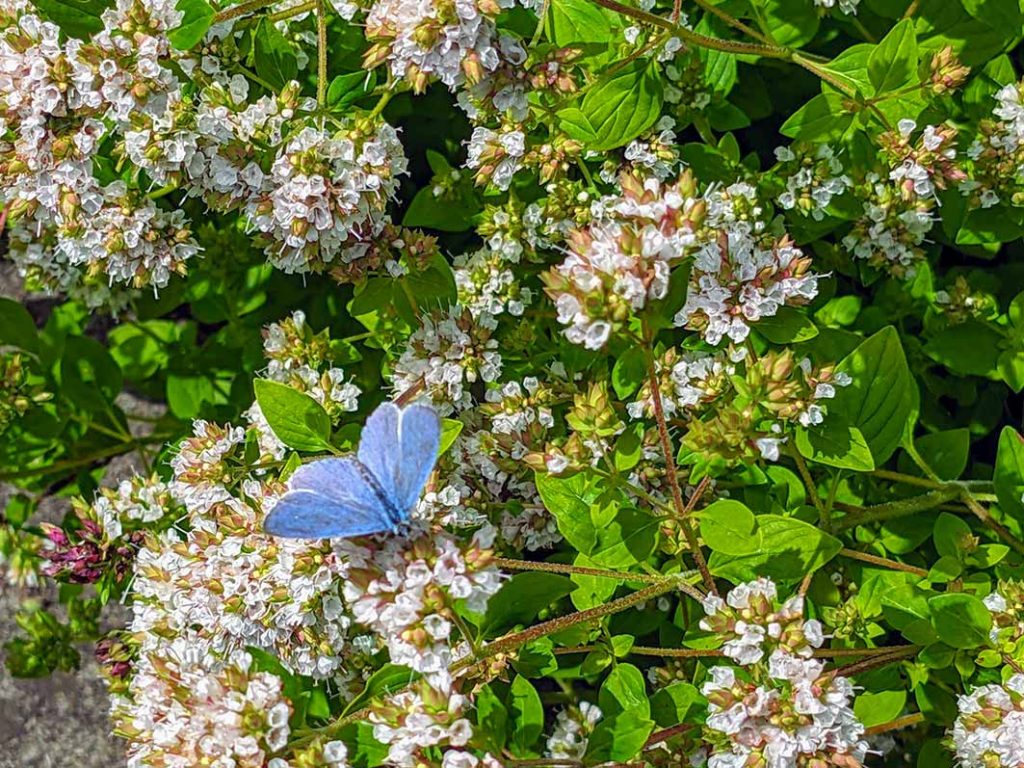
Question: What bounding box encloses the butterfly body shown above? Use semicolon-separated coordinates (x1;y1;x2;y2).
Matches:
263;402;441;539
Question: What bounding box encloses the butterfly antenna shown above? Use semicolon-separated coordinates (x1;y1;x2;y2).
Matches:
120;572;137;605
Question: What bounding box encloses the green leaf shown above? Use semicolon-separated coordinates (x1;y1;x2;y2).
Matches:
168;0;214;49
651;682;705;727
253;379;332;452
754;306;818;343
402;151;480;232
698;500;759;555
933;512;971;560
815;295;862;328
925;321;1003;378
579;59;664;151
929;593;992;649
254;18;298;90
0;298;39;353
612;347;646;399
881;580;939;645
962;0;1024;28
341;664;416;716
557;107;599;143
535;470;602;554
818;43;875;97
509;675;544;756
830;326;918;466
475;685;508;754
708;515;842;583
548;0;615;45
484;572;575;633
327;70;377;109
599;664;650;718
60;337;123;412
780;93;853;141
795;420;875;472
900;429;970;481
166;374;217;419
994;427;1024;520
29;0;111;37
585;711;654;764
854;691;907;728
439;418;463;455
868;19;919;93
754;0;820;47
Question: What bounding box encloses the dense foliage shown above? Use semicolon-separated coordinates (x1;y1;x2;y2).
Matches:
2;0;1024;765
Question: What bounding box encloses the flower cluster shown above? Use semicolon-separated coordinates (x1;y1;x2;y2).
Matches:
248;121;407;273
362;0;523;92
111;648;311;768
545;702;603;760
0;0;201;291
700;577;825;664
368;680;477;767
339;525;501;692
453;246;534;322
543;170;704;349
40;476;176;585
774;143;851;220
963;79;1024;209
257;310;362;421
951;674;1024;768
628;347;733;421
841;174;934;277
841;119;963;279
393;306;503;413
700;580;868;768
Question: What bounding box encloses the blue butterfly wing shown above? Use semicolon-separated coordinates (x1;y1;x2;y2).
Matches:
263;457;393;539
358;402;442;513
263;491;394;538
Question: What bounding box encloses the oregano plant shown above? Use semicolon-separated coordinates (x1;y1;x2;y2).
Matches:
1;0;1024;766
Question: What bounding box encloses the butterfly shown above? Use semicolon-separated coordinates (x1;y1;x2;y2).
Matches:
263;401;441;539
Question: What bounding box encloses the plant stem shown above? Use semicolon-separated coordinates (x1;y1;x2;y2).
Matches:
868;468;944;489
961;492;1024;555
493;557;681;587
316;578;689;736
642;321;716;595
214;0;277;23
790;445;825;518
266;0;313;22
645;722;693;748
0;436;172;482
586;0;792;58
555;644;916;660
470;578;687;663
830;645;919;678
691;0;772;45
838;548;929;577
834;487;961;530
865;712;925;735
315;0;328;108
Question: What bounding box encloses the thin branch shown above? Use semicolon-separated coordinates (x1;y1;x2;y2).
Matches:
315;0;328;108
213;0;277;23
586;0;792;59
834;487;961;530
691;0;772;45
838;548;929;578
493;557;689;589
865;712;925;736
642;321;716;595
